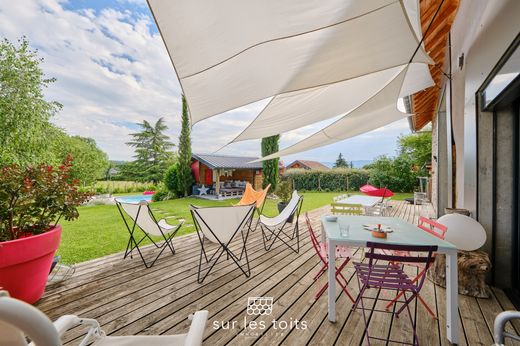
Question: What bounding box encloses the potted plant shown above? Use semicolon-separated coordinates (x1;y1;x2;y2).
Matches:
0;155;91;303
276;180;294;222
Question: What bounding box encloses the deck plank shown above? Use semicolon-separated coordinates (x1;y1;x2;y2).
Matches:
458;294;494;345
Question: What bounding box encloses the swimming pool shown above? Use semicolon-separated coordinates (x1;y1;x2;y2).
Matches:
115;195;153;204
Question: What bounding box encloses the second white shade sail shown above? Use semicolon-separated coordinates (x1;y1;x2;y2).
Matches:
233;63;433;143
255;64;411;161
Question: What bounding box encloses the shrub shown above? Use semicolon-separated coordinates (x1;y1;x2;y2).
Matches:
0;155;92;241
283;168;370;191
164;164;179;194
275;179;293;203
152;187;175;201
145;183;157;191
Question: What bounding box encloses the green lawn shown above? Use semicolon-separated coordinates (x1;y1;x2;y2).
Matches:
58;191;412;264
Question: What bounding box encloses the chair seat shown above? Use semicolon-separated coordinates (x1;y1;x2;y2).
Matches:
319;243;354;259
158;219;180;231
353;262;417;291
259;214;286;227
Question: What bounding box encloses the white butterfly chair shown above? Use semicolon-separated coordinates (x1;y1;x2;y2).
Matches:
259;190;304;254
0;291;208;346
190;204;255;283
116;199;183;268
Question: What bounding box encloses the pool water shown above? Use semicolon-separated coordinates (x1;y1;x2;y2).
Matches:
116;195;153;204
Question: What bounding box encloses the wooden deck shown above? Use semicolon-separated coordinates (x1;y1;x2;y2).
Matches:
37;200;520;345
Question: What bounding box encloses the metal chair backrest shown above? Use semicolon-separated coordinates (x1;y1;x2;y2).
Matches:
331;203;363;215
364;242;438;290
418;216;447;240
304;213;325;263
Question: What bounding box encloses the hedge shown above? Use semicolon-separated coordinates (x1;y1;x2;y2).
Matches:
283;168;370;192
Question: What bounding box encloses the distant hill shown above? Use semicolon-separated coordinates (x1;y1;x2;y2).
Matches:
322;160;372;169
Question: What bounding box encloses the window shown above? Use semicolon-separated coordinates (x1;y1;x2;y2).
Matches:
481;36;520;110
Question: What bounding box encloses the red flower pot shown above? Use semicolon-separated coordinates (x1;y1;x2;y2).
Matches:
0;225;61;304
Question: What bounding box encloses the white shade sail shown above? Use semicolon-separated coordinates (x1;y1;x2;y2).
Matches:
233;63;433;142
256;65;410;161
149;0;432;123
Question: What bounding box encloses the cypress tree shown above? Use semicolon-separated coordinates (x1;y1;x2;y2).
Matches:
261;135;280;190
176;95;193;196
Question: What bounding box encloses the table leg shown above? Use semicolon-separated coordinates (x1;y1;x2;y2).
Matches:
446;251;459;344
328;239;336;322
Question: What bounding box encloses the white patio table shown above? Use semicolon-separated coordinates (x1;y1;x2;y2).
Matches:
321;215;459;344
337;195;382;214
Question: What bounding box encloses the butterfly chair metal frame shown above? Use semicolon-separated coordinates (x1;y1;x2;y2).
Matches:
236;183;271;232
259;191;303;254
191;204;255;284
116;200;183;268
305;213;355;302
383;216;447;319
353;242;437;345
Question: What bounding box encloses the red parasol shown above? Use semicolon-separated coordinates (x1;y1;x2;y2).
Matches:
360;184;394;198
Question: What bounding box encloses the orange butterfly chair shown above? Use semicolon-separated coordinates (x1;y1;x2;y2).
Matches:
237;183;271;231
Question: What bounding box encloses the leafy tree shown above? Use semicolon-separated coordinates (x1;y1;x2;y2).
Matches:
261;135;280;190
0;37;61;166
112;161;141;181
364;132;432;192
127;117;174;184
398;132;432;172
334;153;348;168
50;130;109;185
366;155;418;192
175;95;193;197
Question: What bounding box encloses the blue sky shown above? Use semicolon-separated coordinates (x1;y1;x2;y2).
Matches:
0;0;413;164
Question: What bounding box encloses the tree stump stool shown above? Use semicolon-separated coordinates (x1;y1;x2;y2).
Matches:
427;250;491;298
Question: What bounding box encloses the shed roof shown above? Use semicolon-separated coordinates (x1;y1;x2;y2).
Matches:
193;153;263;170
287;160;330;170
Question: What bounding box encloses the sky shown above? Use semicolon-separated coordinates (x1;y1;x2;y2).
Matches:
0;0;414;164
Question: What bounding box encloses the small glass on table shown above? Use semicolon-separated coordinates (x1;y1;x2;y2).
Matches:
339;222;350;237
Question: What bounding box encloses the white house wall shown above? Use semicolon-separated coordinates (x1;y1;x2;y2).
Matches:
448;0;520;215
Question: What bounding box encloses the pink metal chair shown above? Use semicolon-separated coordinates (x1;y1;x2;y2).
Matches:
305;213;355;302
384;216;447;318
353;242;437;345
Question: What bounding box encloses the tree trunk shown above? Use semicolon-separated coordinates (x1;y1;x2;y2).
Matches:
427;250;492;298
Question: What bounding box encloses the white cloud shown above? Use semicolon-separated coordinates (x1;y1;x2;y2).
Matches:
0;0;181;160
0;0;414;162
